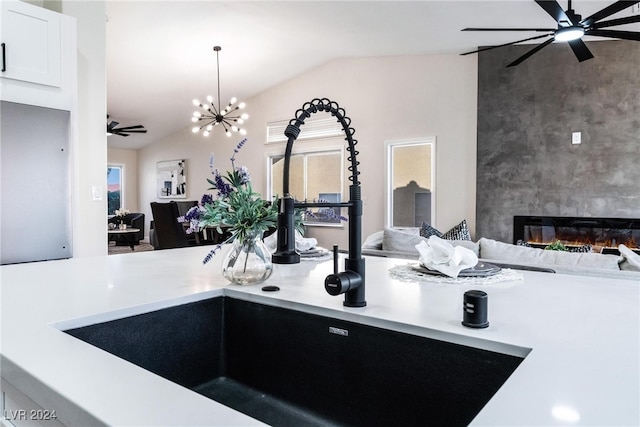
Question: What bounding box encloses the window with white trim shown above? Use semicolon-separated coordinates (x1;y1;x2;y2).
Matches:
385;138;436;228
267;148;344;226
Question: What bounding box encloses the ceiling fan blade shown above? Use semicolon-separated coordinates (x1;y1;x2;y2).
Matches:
113;125;145;131
462;28;556;32
119;130;148;134
535;0;572;25
587;29;640;41
592;14;640;29
567;39;595;62
107;121;119;129
460;33;553;56
507;38;555;67
113;133;129;137
581;1;638;25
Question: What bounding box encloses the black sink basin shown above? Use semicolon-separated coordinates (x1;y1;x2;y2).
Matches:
64;296;527;426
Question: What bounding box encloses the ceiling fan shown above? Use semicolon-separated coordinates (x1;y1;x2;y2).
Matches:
106;115;148;137
461;0;640;67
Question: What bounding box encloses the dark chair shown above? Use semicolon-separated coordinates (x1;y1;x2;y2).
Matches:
108;213;145;245
150;202;190;249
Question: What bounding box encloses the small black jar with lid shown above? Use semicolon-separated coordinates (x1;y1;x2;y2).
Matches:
462;290;489;328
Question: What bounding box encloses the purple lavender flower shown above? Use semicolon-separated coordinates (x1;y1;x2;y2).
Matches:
209;153;215;173
203;244;223;264
230;138;247;164
179;206;205;234
214;171;233;197
200;194;214;205
236;166;251;185
184;206;202;222
313;198;349;222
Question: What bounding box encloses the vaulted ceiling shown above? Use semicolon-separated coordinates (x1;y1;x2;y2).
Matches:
106;1;640;149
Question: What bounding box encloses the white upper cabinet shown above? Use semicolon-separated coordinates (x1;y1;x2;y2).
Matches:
1;1;61;87
0;1;76;110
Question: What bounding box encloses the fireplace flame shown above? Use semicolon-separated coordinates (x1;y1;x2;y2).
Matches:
525;227;638;253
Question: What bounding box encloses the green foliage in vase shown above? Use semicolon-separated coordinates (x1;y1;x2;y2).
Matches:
202;170;278;244
178;138;303;264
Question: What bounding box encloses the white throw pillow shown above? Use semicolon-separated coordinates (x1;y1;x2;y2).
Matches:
393;227;420;235
383;228;426;253
362;230;384;250
363;228;419;250
383;228;480;256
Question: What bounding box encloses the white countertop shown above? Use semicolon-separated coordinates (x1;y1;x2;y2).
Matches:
1;246;639;426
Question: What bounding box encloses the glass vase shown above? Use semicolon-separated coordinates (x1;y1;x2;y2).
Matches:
222;233;273;285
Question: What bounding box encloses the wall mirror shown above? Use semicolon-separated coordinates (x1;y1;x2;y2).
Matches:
385;138;436;228
157;159;187;199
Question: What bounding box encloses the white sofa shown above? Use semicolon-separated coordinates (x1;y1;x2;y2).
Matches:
362;227;640;281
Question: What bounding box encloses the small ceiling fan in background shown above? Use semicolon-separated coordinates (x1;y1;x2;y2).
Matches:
106;115;148;137
461;0;640;67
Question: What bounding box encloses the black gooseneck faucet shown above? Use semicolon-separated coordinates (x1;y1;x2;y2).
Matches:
272;98;366;307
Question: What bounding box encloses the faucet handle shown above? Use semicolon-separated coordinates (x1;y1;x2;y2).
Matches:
326;245;363;297
325;270;362;296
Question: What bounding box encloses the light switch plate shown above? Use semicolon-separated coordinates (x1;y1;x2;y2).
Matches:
571;132;581;145
92;185;103;201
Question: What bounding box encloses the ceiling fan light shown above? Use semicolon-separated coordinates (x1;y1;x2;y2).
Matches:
555;27;584;42
240;113;249;120
206;95;213;103
239;128;247;136
192;127;200;133
238;102;246;109
230;97;237;104
192;99;200;106
203;131;210;137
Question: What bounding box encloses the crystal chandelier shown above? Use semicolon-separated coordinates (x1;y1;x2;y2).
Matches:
191;46;248;137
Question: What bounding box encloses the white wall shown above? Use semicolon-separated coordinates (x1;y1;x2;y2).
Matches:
62;1;107;257
139;54;478;249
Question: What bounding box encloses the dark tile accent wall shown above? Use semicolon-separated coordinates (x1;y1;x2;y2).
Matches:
476;40;640;243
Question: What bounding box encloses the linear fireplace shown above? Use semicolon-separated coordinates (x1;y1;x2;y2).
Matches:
513;216;640;255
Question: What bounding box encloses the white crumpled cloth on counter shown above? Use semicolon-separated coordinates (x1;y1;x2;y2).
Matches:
263;230;318;253
263;231;329;261
416;236;478;278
